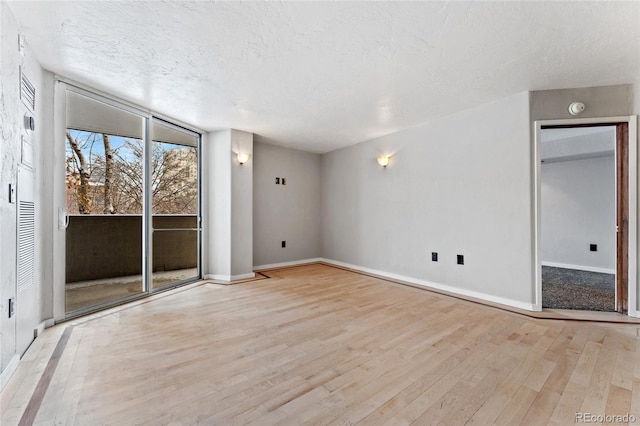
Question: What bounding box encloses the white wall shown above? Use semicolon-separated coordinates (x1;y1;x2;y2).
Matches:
0;0;18;380
0;2;53;383
204;130;231;279
321;92;534;308
541;155;616;272
253;141;321;267
203;129;254;280
230;130;254;277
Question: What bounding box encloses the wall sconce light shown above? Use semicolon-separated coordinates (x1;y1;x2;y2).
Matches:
568;101;585;116
377;155;391;168
236;152;250;165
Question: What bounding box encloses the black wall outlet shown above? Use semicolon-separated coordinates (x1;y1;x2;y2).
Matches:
457;255;464;265
590;244;597;252
281;240;286;248
431;252;438;262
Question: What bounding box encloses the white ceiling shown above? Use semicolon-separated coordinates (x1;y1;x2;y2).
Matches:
7;1;640;153
540;126;615;163
541;127;614;143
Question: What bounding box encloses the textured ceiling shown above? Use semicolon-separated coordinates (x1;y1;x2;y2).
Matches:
7;1;640;153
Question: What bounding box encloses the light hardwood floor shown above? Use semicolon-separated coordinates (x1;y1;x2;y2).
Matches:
2;264;640;425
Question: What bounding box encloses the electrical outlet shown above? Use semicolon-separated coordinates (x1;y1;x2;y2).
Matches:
431;252;438;262
275;177;280;184
282;177;286;185
281;240;286;248
457;255;464;265
590;244;597;252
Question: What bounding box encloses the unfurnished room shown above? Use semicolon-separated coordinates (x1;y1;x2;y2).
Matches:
1;1;640;425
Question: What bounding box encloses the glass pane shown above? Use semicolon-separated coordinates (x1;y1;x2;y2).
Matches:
65;91;145;313
151;119;199;289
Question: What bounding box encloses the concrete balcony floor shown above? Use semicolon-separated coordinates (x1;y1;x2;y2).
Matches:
65;268;198;313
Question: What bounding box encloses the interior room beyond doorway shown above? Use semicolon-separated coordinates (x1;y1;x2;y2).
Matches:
540;126;617;312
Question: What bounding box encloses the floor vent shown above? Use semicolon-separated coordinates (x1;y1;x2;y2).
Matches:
18;200;35;293
20;67;36;112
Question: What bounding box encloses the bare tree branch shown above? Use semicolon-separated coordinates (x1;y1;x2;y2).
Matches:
102;134;115;214
66;130;91;214
65;132;197;216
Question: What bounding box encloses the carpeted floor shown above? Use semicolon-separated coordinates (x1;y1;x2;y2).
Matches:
542;266;615;312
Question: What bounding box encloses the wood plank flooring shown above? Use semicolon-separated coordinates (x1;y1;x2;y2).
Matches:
2;264;640;425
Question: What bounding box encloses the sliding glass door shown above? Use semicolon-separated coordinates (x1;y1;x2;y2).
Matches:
64;87;201;316
65;91;146;313
150;119;200;290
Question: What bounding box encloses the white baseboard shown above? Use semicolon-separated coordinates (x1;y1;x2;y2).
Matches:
319;258;536;312
34;318;55;338
204;272;256;282
0;354;20;391
254;258;323;271
35;322;46;338
628;308;640;319
542;261;615;275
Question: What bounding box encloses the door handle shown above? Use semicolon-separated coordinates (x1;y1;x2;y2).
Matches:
58;207;69;229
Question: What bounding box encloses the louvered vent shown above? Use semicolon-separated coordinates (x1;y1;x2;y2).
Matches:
20;67;36;112
17;200;35;293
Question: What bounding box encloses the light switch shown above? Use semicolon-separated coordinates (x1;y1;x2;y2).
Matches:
8;184;15;204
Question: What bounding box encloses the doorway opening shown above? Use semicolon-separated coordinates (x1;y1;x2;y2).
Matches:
538;122;629;314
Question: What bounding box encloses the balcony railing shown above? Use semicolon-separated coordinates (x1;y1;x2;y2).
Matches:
66;214;198;283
